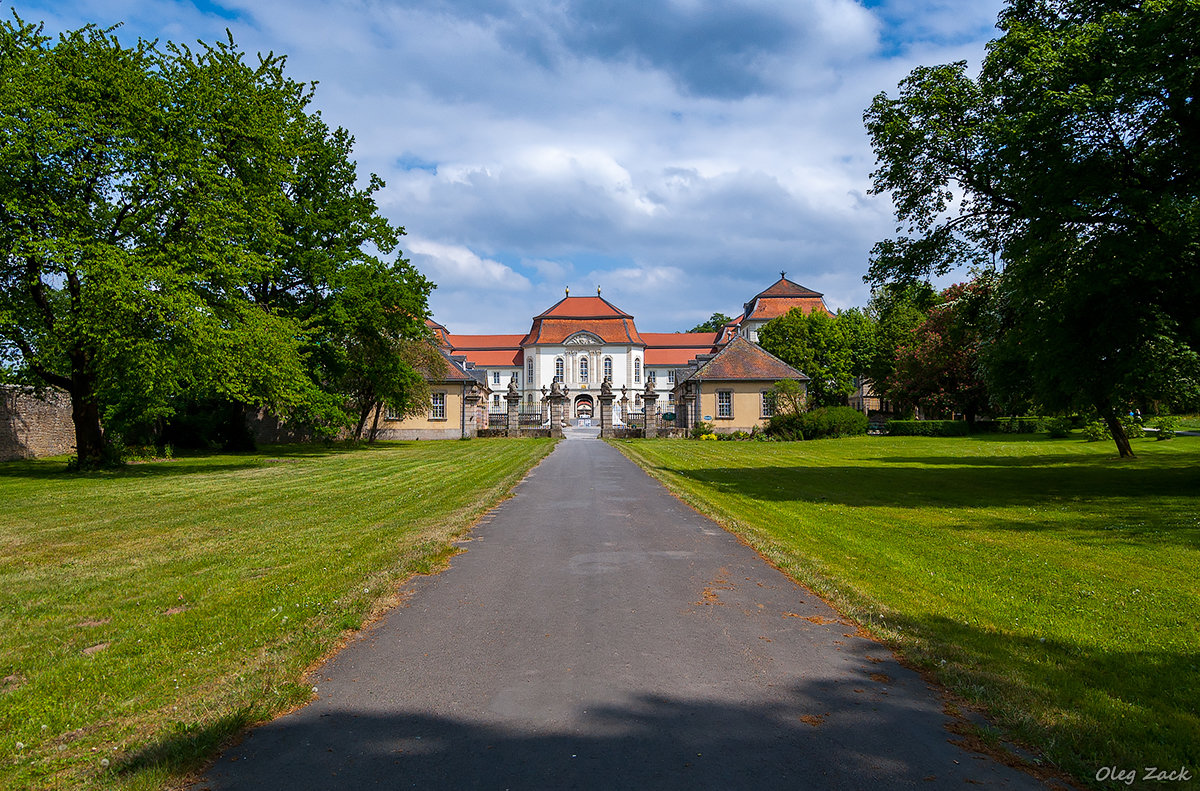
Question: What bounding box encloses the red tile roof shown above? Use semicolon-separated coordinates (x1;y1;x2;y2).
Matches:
754;276;824;299
443;334;525;367
679;335;808;382
640;332;721;346
522;318;644;345
642;332;722;366
535;295;633;319
444;334;527;348
741;276;830;321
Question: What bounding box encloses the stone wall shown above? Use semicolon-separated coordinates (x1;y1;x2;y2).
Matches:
476;428;553;439
0;386;75;461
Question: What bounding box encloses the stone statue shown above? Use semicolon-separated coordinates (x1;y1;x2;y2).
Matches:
508;374;519;396
600;376;612;396
644;379;656;397
549;379;562;397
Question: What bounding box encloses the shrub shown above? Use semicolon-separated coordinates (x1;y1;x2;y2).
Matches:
766;413;804;441
999;415;1047;433
886;420;970;437
1119;415;1145;439
1083;420;1109;442
691;421;715;440
1152;416;1177;440
801;406;869;439
1046;417;1073;438
767;407;868;441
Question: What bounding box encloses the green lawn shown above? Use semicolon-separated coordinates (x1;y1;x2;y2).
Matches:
612;434;1199;788
0;439;555;790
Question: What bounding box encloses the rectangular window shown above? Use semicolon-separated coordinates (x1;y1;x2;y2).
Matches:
493;394;501;409
492;371;500;385
385;405;401;421
668;391;675;404
667;370;675;383
761;391;775;418
430;392;446;420
717;390;732;418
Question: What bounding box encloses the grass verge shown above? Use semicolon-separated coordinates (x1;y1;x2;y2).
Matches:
611;434;1199;788
0;438;555;789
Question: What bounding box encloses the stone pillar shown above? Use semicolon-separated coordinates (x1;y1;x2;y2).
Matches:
642;380;659;439
598;377;615;438
547;381;566;438
505;375;521;434
463;384;482;439
540;385;549;426
681;387;696;430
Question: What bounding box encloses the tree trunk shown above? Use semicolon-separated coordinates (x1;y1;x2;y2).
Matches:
367;402;382;443
353;402;371;441
1102;411;1135;458
69;374;106;468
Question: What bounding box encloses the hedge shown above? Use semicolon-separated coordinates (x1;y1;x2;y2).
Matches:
886;419;970;437
767;406;868;441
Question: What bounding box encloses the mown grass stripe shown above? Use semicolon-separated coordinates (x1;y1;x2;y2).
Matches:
0;438;554;790
612;434;1199;788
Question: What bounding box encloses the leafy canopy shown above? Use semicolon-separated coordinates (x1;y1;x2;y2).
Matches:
0;14;433;463
864;0;1200;456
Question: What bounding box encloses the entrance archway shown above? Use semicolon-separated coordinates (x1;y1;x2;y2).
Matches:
574;394;594;419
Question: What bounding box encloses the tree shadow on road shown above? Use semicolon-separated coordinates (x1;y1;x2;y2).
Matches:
156;676;1051;791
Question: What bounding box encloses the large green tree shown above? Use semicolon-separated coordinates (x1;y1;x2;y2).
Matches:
888;281;992;423
864;0;1200;457
759;309;873;408
0;17;429;464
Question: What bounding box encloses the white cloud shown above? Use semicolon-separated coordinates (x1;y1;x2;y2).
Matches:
405;238;531;291
19;0;1007;331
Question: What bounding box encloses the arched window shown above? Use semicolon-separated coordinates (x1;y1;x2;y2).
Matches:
555;357;564;382
579;356;589;382
633;358;641;383
603;356;613;380
527;358;534;382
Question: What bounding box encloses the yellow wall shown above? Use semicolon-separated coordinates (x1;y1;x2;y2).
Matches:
377;386;465;437
698;383;775;432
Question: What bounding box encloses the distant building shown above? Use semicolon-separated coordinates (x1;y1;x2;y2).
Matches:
672;335;809;434
379;275;827;436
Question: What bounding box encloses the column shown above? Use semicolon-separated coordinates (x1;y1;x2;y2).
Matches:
463;384;482;439
642;381;659;439
505;375;521;435
598;377;615;438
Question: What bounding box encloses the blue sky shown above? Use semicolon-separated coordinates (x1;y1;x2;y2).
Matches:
12;0;1005;332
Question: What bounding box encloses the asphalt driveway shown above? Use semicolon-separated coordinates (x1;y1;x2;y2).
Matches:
196;436;1050;790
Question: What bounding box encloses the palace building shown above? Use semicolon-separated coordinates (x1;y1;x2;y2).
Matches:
379;274;827;438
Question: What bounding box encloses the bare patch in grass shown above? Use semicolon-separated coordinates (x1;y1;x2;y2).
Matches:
82;642;110;655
